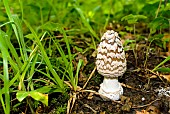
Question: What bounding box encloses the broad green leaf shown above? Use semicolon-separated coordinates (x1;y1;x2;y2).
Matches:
148;17;169;30
124;26;133;32
16;91;48;106
123;39;135;46
16;91;28;102
121;14;147;24
148;34;164;48
142;2;159;17
29;91;48;106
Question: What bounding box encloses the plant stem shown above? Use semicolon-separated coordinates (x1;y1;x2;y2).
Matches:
155;0;162;18
144;0;162;68
134;24;136;35
144;32;151;68
133;24;137;66
27;98;35;114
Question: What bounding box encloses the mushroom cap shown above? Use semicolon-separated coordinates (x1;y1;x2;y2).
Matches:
96;30;126;77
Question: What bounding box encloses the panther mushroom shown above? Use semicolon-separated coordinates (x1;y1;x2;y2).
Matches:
96;30;126;100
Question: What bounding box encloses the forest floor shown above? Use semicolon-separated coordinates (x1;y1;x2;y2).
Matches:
32;39;170;114
68;42;170;114
8;36;170;114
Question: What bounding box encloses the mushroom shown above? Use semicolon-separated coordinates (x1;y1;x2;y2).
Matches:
96;30;126;100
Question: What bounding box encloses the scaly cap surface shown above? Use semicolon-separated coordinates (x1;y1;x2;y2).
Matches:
96;30;126;77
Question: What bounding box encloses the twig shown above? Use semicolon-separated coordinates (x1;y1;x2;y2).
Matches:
67;92;77;114
146;69;159;76
83;66;96;89
132;98;160;108
84;104;97;113
64;81;73;90
121;83;141;91
146;69;167;85
78;100;97;113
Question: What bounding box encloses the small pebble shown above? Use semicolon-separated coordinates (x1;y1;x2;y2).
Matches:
141;97;145;101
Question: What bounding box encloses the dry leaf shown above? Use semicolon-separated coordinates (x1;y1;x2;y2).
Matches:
75;53;88;66
122;104;131;112
162;34;170;56
136;110;149;114
146;106;160;114
87;93;94;100
100;111;106;114
92;50;97;57
160;74;170;82
124;33;134;40
36;106;44;114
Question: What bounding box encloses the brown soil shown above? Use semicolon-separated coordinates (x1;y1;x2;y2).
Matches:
71;45;170;114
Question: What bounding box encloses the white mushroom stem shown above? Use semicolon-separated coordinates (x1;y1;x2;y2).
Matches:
98;77;123;101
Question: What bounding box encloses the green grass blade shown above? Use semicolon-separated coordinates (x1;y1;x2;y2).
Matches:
0;90;6;114
75;59;83;90
0;30;10;114
59;26;75;89
28;53;39;81
152;56;170;71
4;31;23;67
24;20;64;89
35;69;58;84
3;0;28;61
74;4;99;41
19;0;24;20
1;34;50;94
51;36;69;67
12;15;28;60
0;21;14;28
0;30;21;71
